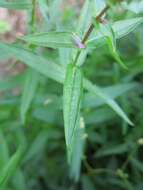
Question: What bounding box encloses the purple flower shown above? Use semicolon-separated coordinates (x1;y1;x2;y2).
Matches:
72;34;85;49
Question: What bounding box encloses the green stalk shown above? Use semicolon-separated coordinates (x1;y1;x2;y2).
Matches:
31;0;37;34
73;5;110;66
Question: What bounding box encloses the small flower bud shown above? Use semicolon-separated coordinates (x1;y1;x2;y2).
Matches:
72;34;85;49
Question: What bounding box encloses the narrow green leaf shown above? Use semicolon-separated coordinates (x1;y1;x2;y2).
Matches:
113;17;143;39
21;69;39;124
95;143;130;157
87;17;143;47
63;63;83;150
84;107;115;125
0;0;32;10
59;48;71;66
0;42;133;125
100;23;127;69
0;147;23;187
0;43;64;83
20;32;85;49
76;49;88;67
70;117;86;181
111;51;127;69
83;83;137;108
84;79;133;126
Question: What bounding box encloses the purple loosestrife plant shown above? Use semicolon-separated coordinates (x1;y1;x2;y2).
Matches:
0;0;143;188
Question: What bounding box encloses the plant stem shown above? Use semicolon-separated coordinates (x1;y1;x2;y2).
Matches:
73;5;110;65
31;0;37;34
82;5;110;44
82;24;94;44
82;5;109;44
96;5;110;23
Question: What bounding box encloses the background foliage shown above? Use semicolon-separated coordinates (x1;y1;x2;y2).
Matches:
0;0;143;189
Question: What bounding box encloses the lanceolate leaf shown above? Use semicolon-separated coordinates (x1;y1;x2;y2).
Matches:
20;32;85;49
0;0;32;10
0;147;23;187
87;17;143;48
83;79;133;126
83;83;137;108
21;69;39;124
95;143;130;157
0;43;64;83
113;17;143;39
63;63;83;150
70;117;86;181
99;23;127;69
0;42;133;125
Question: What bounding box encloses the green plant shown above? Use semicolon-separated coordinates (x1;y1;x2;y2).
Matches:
0;0;143;189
